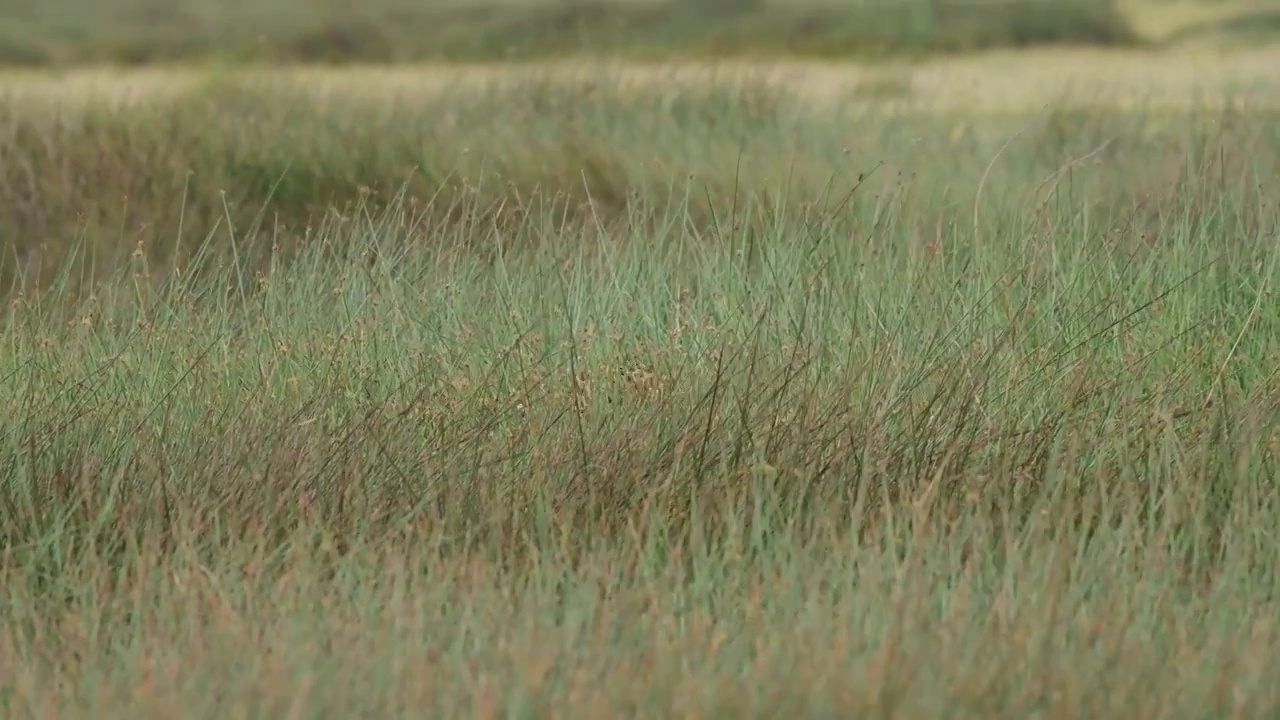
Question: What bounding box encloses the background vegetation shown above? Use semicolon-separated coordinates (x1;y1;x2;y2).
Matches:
0;71;1277;716
0;0;1149;65
6;0;1279;66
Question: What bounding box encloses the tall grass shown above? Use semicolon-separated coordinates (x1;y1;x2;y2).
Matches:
0;72;1277;717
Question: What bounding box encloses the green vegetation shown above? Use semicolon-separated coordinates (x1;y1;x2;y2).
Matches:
0;0;1140;66
1163;7;1280;46
0;71;1277;716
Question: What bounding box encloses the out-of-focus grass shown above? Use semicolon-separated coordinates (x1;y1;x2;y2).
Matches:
1132;0;1280;44
0;72;1277;717
6;0;1276;67
0;0;1142;66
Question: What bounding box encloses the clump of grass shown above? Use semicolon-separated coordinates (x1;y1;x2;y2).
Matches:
0;0;1140;67
0;73;1277;716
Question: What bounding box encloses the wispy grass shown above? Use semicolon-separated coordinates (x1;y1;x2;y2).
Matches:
0;72;1277;717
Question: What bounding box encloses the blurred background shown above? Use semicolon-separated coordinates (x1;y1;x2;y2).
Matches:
1;0;1277;66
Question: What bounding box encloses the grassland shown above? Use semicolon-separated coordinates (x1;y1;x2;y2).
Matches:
0;0;1236;66
1;43;1279;720
5;0;1279;66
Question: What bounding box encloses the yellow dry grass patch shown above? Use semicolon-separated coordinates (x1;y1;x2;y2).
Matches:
1124;0;1279;41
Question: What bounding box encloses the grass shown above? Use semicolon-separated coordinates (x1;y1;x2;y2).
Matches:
1131;0;1280;44
0;67;1278;717
0;0;1144;66
1163;7;1280;47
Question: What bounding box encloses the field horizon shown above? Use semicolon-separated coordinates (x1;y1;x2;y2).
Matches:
2;0;1279;68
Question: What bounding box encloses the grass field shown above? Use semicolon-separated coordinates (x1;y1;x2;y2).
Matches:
3;0;1279;66
1;23;1279;720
